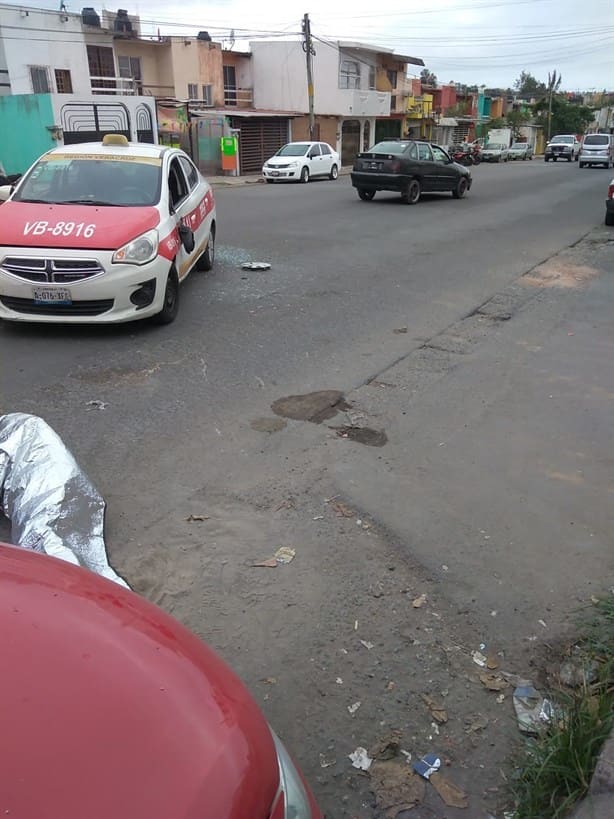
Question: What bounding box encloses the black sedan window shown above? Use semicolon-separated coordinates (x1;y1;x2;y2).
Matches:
418;144;433;161
431;145;449;163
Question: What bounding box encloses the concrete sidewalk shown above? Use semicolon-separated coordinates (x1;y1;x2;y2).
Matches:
209;166;353;187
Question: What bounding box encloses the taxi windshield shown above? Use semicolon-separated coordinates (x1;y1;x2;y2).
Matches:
14;156;162;207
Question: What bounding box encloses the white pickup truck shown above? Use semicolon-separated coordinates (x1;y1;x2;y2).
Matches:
544;135;581;162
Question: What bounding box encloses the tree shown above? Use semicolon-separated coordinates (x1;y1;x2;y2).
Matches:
533;97;595;137
514;71;546;98
487;117;506;130
420;68;437;87
506;108;530;139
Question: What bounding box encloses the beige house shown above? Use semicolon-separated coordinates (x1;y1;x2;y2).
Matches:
113;33;252;108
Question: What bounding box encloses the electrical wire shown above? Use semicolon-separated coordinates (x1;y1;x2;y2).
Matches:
321;0;608;20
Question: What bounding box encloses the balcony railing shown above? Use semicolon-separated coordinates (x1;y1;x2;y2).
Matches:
90;75;138;95
223;87;253;107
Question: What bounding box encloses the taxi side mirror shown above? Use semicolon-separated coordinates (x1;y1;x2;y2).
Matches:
0;185;12;202
178;223;195;253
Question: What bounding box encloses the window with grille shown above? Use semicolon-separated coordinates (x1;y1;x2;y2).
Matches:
54;69;73;94
187;83;198;100
30;66;50;94
339;60;360;90
87;46;115;77
202;84;213;106
87;45;115;93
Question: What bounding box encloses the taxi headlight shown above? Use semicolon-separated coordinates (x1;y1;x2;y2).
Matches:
113;229;159;265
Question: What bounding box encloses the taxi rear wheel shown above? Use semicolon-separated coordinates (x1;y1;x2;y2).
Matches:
196;223;215;272
154;268;179;325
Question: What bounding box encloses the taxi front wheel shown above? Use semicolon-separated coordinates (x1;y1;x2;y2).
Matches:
154;269;179;325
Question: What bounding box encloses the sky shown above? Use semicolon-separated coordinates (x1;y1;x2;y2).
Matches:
7;0;614;91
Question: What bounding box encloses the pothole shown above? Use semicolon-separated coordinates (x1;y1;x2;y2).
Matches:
271;391;349;423
333;426;388;447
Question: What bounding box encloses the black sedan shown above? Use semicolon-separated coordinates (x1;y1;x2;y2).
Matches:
351;140;472;204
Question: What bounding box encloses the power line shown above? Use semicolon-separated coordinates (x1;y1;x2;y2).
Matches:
315;27;614;46
321;0;562;21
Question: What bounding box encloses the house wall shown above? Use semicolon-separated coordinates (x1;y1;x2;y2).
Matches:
156;42;175;97
478;95;492;119
439;85;456;111
0;93;55;173
169;36;201;98
251;41;311;112
0;4;114;96
491;97;504;118
291;115;338;146
198;41;224;106
251;40;391;117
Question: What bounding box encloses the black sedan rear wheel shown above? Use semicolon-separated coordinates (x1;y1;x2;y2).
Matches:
452;177;469;199
357;188;375;201
401;178;421;205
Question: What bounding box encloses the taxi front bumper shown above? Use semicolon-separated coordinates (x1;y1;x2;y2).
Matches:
0;248;172;323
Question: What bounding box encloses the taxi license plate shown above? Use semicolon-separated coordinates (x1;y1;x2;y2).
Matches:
32;287;72;305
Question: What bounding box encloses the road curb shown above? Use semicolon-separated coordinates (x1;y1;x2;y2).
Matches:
210;166;353;188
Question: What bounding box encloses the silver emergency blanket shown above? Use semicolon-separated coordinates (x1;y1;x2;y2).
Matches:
0;413;128;587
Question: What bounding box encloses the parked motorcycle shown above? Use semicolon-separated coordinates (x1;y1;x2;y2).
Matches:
450;145;475;166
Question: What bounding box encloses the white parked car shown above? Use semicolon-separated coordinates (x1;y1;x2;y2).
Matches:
480;142;510;163
262;141;340;183
507;142;534;161
0;135;216;324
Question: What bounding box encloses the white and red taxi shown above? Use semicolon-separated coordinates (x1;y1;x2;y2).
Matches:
0;135;216;324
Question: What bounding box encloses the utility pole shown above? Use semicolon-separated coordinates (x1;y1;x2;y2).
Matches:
302;13;316;140
546;69;561;141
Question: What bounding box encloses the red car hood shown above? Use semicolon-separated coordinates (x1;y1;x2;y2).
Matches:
0;201;160;250
0;544;279;819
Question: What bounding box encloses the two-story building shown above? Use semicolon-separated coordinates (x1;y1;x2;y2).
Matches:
113;29;299;175
0;3;156;174
251;39;423;165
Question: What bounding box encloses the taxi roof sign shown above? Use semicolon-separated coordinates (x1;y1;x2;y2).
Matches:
102;134;130;147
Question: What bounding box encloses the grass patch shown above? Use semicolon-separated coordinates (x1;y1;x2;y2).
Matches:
512;595;614;819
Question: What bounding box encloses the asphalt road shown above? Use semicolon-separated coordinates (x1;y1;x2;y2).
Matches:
1;159;612;817
2;160;606;424
0;161;606;521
